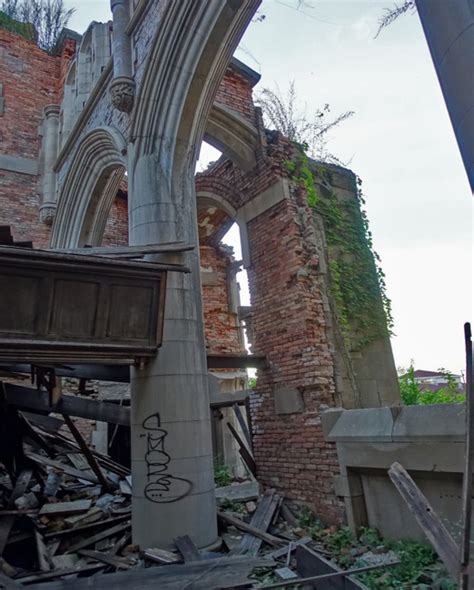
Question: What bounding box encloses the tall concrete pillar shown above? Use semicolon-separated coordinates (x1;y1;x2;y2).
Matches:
416;0;474;192
128;155;217;550
40;104;60;225
109;0;135;113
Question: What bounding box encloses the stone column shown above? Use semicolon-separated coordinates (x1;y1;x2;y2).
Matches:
109;0;135;113
128;153;217;550
40;104;60;225
416;0;474;192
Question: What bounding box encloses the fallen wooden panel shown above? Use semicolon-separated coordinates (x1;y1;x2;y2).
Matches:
295;545;369;589
39;500;92;516
3;383;130;426
26;453;99;484
0;246;168;364
25;555;275;589
388;461;459;579
217;511;284;548
215;481;260;503
231;490;280;556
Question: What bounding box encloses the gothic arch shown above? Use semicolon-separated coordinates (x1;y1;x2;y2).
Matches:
51;126;126;248
205;103;259;171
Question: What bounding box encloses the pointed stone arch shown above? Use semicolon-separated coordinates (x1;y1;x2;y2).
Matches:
51;126;127;248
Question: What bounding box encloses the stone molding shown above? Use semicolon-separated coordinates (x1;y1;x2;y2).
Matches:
110;76;136;113
0;154;38;176
39;203;57;226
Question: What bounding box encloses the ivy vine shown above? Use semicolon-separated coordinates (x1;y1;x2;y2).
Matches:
286;149;394;351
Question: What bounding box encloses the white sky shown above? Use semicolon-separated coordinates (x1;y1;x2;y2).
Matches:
66;1;472;375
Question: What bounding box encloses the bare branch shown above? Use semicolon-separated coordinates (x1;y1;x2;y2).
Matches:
375;1;416;38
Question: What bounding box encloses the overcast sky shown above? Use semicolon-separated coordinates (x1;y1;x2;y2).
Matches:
66;1;472;375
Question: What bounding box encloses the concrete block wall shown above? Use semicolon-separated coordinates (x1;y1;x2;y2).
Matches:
322;404;468;544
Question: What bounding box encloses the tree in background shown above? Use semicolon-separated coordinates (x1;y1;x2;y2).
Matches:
0;0;75;53
398;364;465;406
256;81;354;164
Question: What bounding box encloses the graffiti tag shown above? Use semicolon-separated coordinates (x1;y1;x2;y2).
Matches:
140;412;193;503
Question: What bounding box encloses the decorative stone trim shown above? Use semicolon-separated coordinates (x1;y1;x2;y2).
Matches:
39;203;56;226
109;76;136;113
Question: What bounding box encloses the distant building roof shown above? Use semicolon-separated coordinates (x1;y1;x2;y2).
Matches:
413;369;444;378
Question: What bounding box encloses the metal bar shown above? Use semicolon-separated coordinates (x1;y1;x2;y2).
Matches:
460;322;473;589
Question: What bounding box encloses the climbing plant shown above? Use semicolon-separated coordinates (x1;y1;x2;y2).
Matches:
287;148;394;351
0;0;75;53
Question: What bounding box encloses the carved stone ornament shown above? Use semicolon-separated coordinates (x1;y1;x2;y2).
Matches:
110;76;136;113
39;203;56;226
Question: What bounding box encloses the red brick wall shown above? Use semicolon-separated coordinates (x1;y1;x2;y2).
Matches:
215;68;257;127
247;192;344;524
0;28;62;247
101;195;129;246
201;245;244;355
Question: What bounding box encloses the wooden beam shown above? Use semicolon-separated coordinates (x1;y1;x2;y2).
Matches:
217;511;284;548
3;383;130;426
209;389;250;408
226;422;256;476
207;354;266;370
388;462;459;579
0;469;33;555
0;364;130;382
51;242;194;258
62;414;111;491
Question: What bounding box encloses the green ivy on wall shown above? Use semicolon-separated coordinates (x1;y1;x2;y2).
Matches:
286;149;394;351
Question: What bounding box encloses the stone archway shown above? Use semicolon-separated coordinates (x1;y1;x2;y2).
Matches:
51;126;127;248
126;0;260;550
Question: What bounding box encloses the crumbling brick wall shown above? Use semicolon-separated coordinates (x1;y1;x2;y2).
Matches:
0;27;64;247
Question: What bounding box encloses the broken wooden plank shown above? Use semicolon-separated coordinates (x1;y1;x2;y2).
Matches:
0;571;23;589
143;548;180;565
25;555;275;590
267;537;312;560
0;468;33;555
388;461;459;579
217;511;284;548
51;242;194;258
77;549;133;570
34;529;52;572
268;552;400;588
233;403;253;451
16;563;106;584
26;453;98;484
39;500;92;516
3;383;130;426
215;481;260;503
65;520;131;554
232;490;281;556
226;422;256;476
62;414;111;490
174;535;201;562
44;514;130;539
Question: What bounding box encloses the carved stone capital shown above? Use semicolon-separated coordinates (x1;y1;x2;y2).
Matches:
43;104;61;119
39;203;56;226
110;76;136;113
